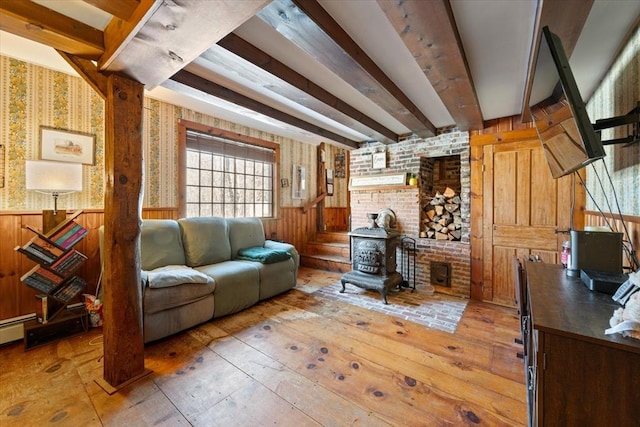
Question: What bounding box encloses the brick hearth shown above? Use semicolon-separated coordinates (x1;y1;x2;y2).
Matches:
349;131;471;298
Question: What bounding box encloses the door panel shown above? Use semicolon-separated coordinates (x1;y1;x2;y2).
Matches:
471;130;584;306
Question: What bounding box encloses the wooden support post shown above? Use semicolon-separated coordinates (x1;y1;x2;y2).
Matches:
101;74;145;388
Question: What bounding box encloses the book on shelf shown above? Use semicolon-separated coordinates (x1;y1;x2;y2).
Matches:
54;224;88;249
17;210;88;322
15;235;64;265
23;210;87;250
46;210;83;237
49;250;87;277
51;276;87;303
21;266;86;304
21;265;63;294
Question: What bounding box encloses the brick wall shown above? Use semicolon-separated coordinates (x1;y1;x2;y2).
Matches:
349;131;471;298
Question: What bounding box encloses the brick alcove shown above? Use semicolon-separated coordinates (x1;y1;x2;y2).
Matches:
349;131;471;298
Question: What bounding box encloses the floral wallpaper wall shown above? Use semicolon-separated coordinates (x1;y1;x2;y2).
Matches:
0;56;104;211
0;55;344;212
586;26;639;215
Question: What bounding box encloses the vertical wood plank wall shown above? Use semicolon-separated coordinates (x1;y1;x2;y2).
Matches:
0;206;322;321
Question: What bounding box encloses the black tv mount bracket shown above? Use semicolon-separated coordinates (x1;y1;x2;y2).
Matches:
592;101;640;146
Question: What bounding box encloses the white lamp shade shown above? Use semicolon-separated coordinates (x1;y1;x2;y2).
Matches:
25;160;83;192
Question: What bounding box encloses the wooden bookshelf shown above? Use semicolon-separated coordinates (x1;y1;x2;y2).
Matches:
15;210;88;323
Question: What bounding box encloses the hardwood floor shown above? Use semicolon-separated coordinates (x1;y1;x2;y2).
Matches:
0;267;527;426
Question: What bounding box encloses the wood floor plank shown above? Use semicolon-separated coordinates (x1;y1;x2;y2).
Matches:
224;298;526;425
259;298;526;405
0;267;528;426
210;335;391;426
274;290;505;376
0;340;101;426
146;333;255;423
218;310;520;426
192;375;320;427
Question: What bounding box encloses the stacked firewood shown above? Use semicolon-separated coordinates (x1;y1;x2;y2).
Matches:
422;187;462;240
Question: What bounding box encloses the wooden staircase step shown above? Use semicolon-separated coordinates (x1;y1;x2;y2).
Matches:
315;231;349;244
305;241;350;258
300;254;351;274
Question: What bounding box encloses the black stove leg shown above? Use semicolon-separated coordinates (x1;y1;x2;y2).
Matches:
380;290;388;305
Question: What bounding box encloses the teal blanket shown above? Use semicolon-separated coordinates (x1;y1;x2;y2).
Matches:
237;246;291;264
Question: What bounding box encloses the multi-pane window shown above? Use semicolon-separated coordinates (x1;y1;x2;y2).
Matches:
185;130;275;218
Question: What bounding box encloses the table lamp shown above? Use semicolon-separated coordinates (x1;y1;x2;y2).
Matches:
25;160;82;233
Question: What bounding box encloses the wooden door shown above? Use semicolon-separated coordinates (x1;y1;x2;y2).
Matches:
470;129;584;306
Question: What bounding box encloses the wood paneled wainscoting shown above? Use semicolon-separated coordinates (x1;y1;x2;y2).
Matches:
0;207;317;322
0;209;178;321
584;210;640;270
323;207;349;231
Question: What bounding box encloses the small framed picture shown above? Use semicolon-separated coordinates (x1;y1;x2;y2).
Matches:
40;126;96;165
372;151;386;169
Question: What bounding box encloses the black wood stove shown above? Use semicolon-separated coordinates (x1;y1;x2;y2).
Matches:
340;213;403;304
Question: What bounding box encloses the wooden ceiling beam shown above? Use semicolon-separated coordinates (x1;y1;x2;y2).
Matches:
377;0;483;131
291;0;436;136
216;33;399;143
169;70;360;149
521;0;594;122
100;0;269;88
82;0;140;22
258;0;435;137
0;0;104;59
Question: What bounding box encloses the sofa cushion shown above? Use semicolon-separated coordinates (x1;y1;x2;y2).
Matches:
144;281;216;314
143;294;214;343
178;217;231;266
141;220;186;270
196;261;260;318
242;258;296;300
237;246;291;264
227;217;266;258
145;265;214;288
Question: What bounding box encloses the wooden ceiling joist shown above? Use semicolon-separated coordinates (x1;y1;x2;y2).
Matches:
169;70;360;149
258;0;436;137
377;0;484;131
0;0;104;59
216;33;399;143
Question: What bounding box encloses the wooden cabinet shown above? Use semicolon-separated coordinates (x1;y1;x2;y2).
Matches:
525;262;640;426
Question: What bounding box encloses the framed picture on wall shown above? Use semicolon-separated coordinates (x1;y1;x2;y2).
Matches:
40;126;96;165
372;151;386;169
292;164;306;199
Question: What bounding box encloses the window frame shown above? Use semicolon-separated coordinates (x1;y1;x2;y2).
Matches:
178;119;280;219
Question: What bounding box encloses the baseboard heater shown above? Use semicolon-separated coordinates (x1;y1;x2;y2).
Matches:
0;313;36;345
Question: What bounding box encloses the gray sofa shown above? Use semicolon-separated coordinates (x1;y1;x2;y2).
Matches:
101;217;298;342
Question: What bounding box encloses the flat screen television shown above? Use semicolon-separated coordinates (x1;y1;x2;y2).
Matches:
528;26;605;178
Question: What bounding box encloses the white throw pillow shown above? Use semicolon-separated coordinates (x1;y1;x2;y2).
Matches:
145;265;214;288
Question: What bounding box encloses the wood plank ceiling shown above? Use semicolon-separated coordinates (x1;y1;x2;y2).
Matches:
1;0;638;149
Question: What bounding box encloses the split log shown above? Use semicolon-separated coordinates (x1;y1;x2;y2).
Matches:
421;187;462;241
443;187;456;198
